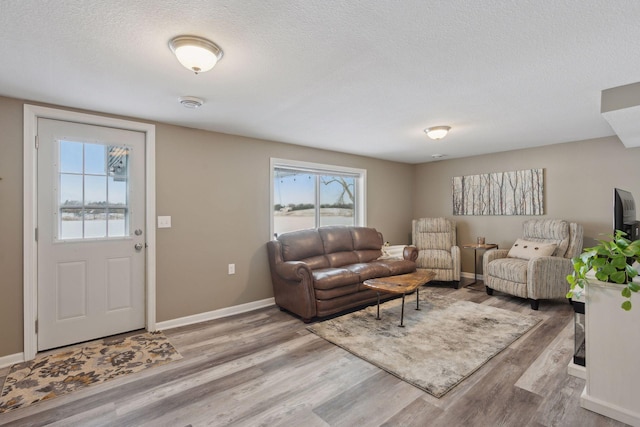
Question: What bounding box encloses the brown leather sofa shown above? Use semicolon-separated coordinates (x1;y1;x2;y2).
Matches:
267;226;418;322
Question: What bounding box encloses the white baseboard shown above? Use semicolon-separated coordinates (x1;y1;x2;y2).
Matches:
581;387;640;426
1;299;275;366
0;352;24;369
567;361;586;379
156;297;276;331
461;272;484;281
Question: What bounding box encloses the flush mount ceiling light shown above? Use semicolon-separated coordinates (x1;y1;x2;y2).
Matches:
169;35;224;74
179;96;204;108
424;126;451;140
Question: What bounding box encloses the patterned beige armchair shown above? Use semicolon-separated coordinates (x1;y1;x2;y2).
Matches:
483;219;583;310
412;218;461;288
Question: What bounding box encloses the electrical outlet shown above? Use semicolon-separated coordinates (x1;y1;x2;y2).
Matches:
228;263;235;275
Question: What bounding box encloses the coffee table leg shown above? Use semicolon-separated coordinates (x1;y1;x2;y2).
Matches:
416;287;420;311
375;291;381;320
399;293;406;327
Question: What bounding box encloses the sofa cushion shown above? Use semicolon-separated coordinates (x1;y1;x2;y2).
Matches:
315;284;360;300
300;255;330;270
507;239;557;260
312;268;360;290
344;263;391;281
351;227;383;250
326;251;359;267
371;259;416;275
355;249;383;263
279;229;324;261
486;257;528;283
319;227;354;254
316;290;385;316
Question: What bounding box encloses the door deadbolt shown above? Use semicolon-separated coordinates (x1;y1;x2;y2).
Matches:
134;229;143;236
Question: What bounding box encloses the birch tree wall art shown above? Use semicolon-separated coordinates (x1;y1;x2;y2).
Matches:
452;168;544;215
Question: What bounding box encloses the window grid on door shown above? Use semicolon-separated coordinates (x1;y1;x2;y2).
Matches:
57;140;130;240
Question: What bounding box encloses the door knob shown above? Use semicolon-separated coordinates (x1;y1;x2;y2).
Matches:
134;243;144;251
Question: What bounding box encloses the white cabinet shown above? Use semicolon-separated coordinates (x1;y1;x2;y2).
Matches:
581;279;640;426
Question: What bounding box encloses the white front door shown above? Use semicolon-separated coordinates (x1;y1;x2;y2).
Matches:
37;118;146;351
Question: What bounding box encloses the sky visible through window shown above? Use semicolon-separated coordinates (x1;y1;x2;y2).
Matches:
273;167;357;235
273;171;354;207
59;140;127;205
58;140;129;239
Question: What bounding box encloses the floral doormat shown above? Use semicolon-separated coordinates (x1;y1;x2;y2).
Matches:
0;331;182;414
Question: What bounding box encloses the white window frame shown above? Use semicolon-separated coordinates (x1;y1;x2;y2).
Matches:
270;158;367;239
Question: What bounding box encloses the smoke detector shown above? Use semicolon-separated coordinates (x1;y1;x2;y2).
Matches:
431;153;446;159
179;96;204;109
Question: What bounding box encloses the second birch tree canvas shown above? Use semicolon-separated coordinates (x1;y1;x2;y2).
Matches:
452;169;544;215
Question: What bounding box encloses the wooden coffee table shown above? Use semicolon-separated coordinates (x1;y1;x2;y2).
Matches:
363;270;436;327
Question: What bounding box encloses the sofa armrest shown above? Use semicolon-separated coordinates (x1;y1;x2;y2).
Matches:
404;245;418;262
527;256;573;299
267;240;317;320
275;260;312;281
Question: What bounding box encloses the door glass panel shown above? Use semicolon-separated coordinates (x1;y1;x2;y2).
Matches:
108;176;127;205
60;174;83;206
108;209;126;237
85;175;107;206
84;143;106;174
60;208;83;239
84;209;107;238
108;146;129;182
57;140;130;240
59;140;83;173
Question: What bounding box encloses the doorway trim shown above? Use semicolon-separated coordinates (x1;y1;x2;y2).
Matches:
23;104;157;361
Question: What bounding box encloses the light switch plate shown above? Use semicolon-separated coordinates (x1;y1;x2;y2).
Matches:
157;216;172;228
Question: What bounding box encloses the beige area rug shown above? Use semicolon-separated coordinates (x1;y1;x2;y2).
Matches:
308;289;541;398
0;331;182;414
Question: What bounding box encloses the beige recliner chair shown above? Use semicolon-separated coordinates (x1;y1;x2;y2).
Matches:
483;219;583;310
412;218;461;288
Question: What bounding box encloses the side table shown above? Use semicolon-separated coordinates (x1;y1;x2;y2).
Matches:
462;243;498;285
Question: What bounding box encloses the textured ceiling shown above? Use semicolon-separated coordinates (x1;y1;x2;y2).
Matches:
1;0;640;163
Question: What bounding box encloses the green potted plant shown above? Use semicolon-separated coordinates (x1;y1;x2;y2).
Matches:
566;230;640;310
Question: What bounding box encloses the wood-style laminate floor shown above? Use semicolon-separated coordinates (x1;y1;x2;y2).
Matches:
0;280;628;426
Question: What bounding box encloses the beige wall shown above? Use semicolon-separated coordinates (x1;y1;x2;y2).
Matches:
0;96;414;357
0;97;25;358
3;91;638;359
413;137;640;274
154;123;415;322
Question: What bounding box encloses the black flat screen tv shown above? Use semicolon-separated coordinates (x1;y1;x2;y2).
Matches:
614;188;639;240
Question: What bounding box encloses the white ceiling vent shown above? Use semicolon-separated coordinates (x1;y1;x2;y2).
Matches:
179;96;204;109
601;82;640;148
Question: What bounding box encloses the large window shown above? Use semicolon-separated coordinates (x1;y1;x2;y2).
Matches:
271;159;366;237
